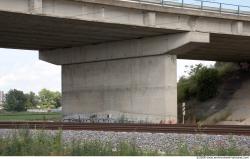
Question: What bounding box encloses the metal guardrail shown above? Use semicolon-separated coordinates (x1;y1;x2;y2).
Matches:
129;0;250;15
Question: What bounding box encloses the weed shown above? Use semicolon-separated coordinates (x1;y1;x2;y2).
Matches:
0;130;246;156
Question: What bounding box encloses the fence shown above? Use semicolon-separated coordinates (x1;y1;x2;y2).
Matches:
129;0;250;15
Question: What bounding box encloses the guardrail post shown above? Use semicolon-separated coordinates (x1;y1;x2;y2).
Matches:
201;1;203;10
161;0;163;6
238;5;240;15
182;0;184;7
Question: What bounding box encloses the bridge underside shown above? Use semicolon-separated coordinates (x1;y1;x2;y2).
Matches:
1;11;250;61
179;34;250;61
0;11;178;50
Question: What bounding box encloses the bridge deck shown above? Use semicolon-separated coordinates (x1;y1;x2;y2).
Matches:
0;11;178;50
1;0;250;61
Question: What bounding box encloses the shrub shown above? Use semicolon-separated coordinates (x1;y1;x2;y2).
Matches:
178;64;219;103
177;77;193;103
215;62;239;78
195;67;219;101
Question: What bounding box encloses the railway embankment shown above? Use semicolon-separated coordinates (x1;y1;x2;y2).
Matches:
0;129;249;154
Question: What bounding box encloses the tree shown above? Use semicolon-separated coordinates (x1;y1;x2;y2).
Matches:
38;89;62;109
195;67;219;101
177;64;219;103
4;89;27;112
25;92;39;109
177;64;219;123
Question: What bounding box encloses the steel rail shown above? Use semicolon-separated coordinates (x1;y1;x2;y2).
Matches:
0;122;249;136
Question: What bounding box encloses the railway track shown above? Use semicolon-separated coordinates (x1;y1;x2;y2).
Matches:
0;122;249;136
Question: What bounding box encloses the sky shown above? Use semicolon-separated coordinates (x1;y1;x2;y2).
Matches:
186;0;250;5
0;49;61;94
0;0;249;94
206;0;250;5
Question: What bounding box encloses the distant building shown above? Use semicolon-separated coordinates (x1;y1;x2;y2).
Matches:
0;91;5;106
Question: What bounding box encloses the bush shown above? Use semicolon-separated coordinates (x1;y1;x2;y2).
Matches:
178;78;191;103
215;62;239;78
178;64;219;103
195;67;219;101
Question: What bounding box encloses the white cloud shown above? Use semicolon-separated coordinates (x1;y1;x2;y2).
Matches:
0;49;61;94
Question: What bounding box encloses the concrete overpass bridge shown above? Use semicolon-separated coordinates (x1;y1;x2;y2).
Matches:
1;0;250;123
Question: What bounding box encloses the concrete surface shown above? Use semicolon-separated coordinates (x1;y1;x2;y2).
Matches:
222;78;250;125
204;74;250;125
40;31;209;65
62;55;177;123
1;0;250;60
40;31;208;123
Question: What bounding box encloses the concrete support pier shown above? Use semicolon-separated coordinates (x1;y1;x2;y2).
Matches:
62;54;177;123
40;32;209;123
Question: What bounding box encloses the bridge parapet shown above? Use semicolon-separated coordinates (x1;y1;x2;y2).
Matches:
127;0;250;16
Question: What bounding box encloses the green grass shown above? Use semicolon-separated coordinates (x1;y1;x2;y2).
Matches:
0;112;62;121
0;130;247;156
0;130;158;156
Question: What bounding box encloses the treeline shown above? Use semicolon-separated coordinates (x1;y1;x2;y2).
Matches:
177;62;239;122
178;62;238;104
3;89;62;112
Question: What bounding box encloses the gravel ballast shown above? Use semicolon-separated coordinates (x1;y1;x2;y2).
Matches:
0;129;249;153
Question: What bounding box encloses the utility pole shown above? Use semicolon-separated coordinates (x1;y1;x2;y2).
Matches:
182;102;186;124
